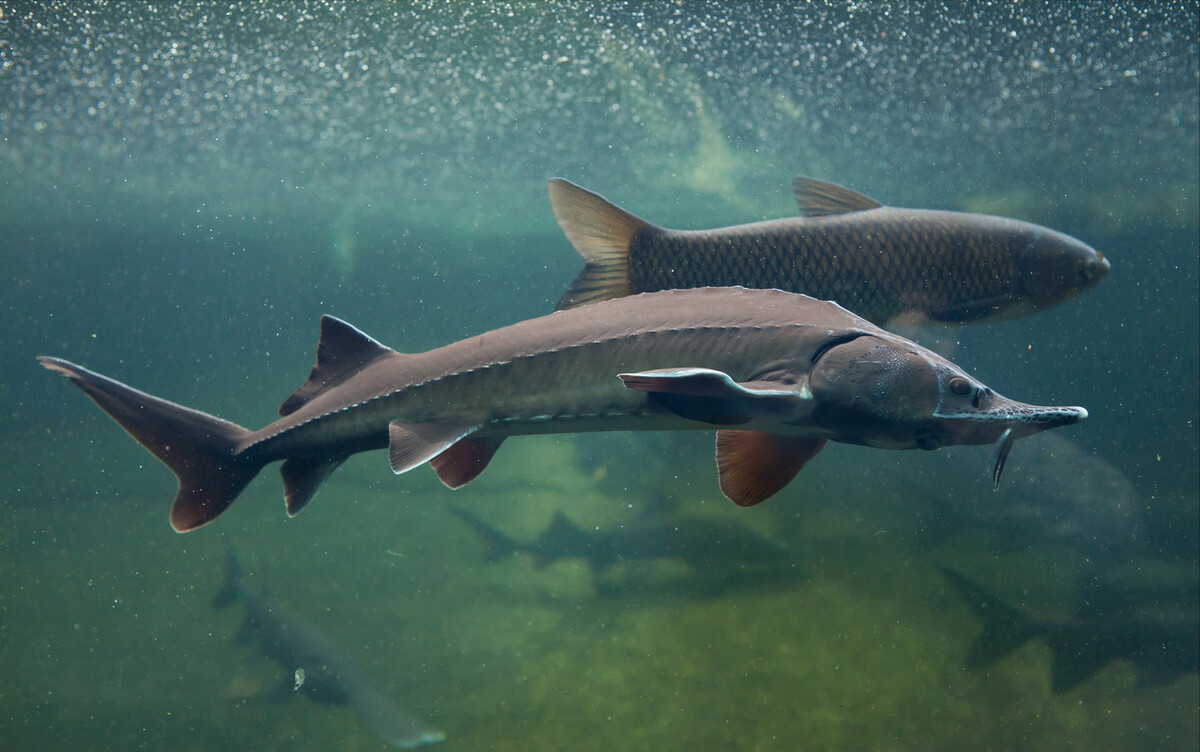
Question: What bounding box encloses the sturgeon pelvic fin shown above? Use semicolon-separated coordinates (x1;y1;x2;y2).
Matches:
716;430;827;506
388;421;481;476
37;356;263;532
549;178;651;310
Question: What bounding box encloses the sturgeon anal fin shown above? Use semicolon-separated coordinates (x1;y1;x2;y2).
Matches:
281;456;348;517
716;430;826;506
430;437;504;489
619;367;808;425
280;316;399;416
388;421;480;475
792;176;883;217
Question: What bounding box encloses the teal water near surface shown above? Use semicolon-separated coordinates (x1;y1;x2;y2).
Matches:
2;2;1197;750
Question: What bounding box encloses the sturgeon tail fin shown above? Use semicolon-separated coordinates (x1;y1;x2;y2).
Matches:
38;356;264;533
548;178;653;310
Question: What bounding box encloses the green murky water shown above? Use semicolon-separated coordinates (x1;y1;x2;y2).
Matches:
2;3;1197;750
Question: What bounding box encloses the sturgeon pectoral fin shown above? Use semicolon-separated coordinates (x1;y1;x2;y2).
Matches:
430;437;504;489
281;456;348;516
388;421;480;475
619;368;809;426
716;430;827;506
989;428;1015;489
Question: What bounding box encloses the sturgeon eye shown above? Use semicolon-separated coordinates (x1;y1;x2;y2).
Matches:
949;377;972;397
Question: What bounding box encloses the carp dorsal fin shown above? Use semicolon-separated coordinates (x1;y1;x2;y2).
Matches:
716;430;826;506
792;176;883;216
279;316;398;416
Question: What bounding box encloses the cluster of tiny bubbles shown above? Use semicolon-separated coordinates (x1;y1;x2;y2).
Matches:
0;1;1195;231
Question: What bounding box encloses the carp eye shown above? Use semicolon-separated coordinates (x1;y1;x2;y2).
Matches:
949;377;972;397
1081;260;1098;281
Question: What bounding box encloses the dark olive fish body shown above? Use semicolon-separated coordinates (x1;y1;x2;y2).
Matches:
39;288;1086;533
550;177;1108;325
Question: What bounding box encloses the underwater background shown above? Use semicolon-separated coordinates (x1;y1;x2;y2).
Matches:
1;2;1197;750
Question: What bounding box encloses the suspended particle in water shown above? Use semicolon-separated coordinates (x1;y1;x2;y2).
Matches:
294;667;306;691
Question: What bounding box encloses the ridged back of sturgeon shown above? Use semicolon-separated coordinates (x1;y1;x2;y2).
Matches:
254;288;877;452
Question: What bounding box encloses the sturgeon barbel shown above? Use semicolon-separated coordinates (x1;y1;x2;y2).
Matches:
550;177;1109;325
39;288;1087;532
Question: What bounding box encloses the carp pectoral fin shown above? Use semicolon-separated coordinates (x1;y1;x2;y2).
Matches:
619;367;809;426
388;421;480;475
792;176;883;217
924;294;1012;323
716;430;826;506
430;436;504;488
281;456;348;516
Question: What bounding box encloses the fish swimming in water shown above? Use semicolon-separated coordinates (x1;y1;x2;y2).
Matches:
38;287;1087;532
938;564;1199;692
450;505;797;593
215;549;445;748
549;177;1109;325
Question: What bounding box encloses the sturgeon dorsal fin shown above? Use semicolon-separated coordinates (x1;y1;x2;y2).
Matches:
279;316;397;416
792;176;883;216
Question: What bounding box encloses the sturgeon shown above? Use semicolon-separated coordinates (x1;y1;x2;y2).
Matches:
216;549;445;748
38;288;1087;532
550;177;1109;325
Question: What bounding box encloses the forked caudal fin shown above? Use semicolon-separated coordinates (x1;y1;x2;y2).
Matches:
548;178;653;310
37;356;263;533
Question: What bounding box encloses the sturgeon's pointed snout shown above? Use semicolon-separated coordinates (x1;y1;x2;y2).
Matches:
995;401;1088;437
937;392;1088;445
